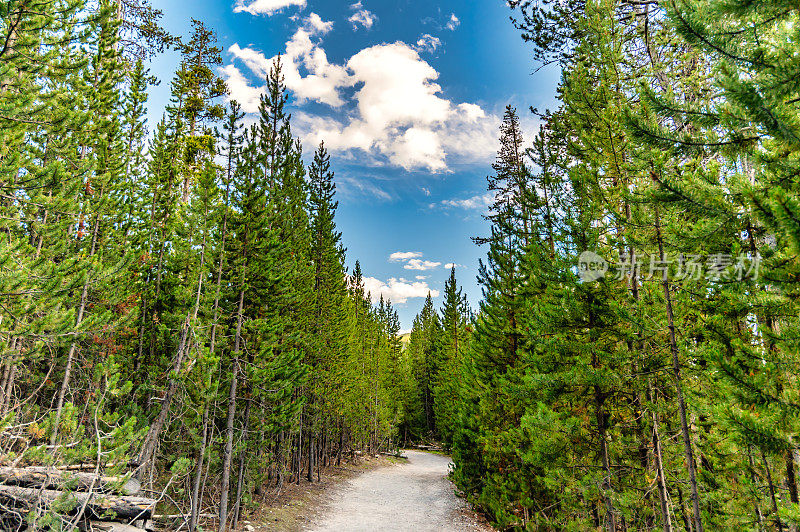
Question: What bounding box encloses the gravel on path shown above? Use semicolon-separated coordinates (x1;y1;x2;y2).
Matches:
306;450;492;532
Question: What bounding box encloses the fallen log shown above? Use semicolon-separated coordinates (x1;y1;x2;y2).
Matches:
0;484;156;520
152;512;215;519
379;451;407;458
58;462;127;471
0;466;141;495
87;522;146;532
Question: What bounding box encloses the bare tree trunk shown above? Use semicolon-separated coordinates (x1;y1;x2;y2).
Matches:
786;449;799;514
761;450;783;531
190;172;230;531
746;446;764;530
651;389;673;532
594;382;616;532
307;432;314;483
232;398;251;529
51;183;101;443
218;289;244;532
654;203;703;532
0;338;16;416
189;404;210;532
277;431;285;488
337;419;343;466
296;412;303;485
138;210;208;471
1;360;15;416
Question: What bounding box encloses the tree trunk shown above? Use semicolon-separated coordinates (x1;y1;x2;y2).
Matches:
307;432;314;483
50;283;88;446
786;449;798;509
138;202;209;471
746;446;764;530
0;485;156;521
654;203;703;532
189;404;210;532
0;467;140;495
337;419;343;466
594;383;617;532
232;398;251;529
651;395;673;532
761;450;783;531
296;413;303;485
218;288;244;532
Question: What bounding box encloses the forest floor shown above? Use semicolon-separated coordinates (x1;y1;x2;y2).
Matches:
236;450;493;532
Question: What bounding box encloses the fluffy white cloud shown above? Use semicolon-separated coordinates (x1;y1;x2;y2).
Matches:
446;13;460;31
414;34;441;53
226;14;351;111
415;275;427;280
233;0;305;16
225;15;499;171
362;277;439;304
390;251;441;271
220;64;264;113
348;2;377;30
300;42;497;171
404;259;441;271
444;263;464;269
441;192;494;210
390;251;422;261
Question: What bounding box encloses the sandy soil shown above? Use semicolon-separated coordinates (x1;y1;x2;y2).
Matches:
304;450;492;532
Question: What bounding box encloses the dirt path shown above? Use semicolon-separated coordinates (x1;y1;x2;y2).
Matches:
305;450;492;532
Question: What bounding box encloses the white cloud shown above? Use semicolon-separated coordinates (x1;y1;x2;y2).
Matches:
444;263;464;269
348;5;377;30
233;0;306;16
224;16;499;172
220;64;264;113
363;277;439;304
404;259;441;271
390;251;441;271
421;187;431;196
414;34;441;53
441;192;494;210
446;13;460;31
415;275;427;280
390;251;423;261
300;42;497;171
305;12;333;32
226;14;351;111
338;176;393;201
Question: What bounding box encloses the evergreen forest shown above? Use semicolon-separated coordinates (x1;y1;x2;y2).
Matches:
2;0;800;530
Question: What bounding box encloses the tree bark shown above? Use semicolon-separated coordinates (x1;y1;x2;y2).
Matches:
189;404;210;532
761;450;783;531
307;432;314;483
138;200;209;471
651;396;673;532
746;446;764;530
218;288;244;532
0;467;140;495
231;397;251;529
0;485;155;521
191;143;232;531
654;203;703;532
594;383;617;532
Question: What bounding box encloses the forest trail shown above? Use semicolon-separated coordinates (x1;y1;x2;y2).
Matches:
305;450;492;532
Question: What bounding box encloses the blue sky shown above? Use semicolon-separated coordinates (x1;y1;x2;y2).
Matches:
149;0;559;330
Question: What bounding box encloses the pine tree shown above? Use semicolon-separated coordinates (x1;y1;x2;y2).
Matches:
434;267;469;448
